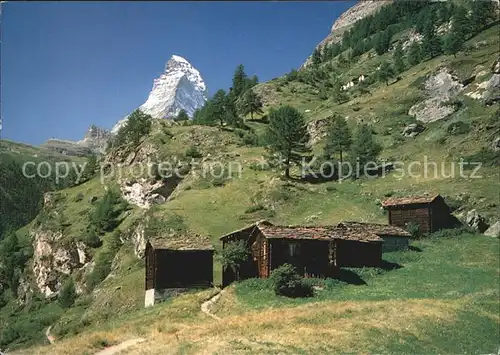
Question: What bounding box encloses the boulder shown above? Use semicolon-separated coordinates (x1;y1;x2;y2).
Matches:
408;68;464;123
492;137;500;152
492;58;500;74
402;123;425;137
484;221;500;238
466;209;490;233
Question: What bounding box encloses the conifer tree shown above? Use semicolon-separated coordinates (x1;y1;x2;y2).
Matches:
264;106;312;178
407;41;422;66
238;89;263;120
421;11;442;60
211;89;228;126
351;124;382;174
324;116;352;164
373;30;392;55
312;48;322;65
231;64;248;99
58;278;76;308
377;61;395;86
175;109;189;121
443;6;469;56
115;109;152;147
393;42;405;74
470;1;495;33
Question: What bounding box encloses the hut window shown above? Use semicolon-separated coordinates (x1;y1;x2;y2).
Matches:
288;243;300;257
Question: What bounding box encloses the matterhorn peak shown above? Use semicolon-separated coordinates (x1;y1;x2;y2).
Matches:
111;55;207;134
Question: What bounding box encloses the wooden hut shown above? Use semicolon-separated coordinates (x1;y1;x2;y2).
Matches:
219;221;383;287
145;234;213;307
382;194;452;234
337;221;411;252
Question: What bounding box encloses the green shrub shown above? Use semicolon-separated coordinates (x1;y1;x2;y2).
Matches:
89;189;128;235
446;120;470;135
185;145;202;159
406;222;421;239
269;264;314;298
219;240;250;280
85;230;122;290
242;132;260;146
78;228;102;248
58;278;76;308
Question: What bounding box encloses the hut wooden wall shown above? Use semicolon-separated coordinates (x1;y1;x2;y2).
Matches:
430;197;453;231
268;239;334;278
153;249;213;289
335;240;382;267
388;204;431;233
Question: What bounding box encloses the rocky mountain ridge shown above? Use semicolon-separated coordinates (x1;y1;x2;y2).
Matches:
41;124;111;156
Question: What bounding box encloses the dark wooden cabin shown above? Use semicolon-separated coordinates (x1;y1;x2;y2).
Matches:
220;221;383;287
337;221;411;252
382;194;452;234
145;235;214;291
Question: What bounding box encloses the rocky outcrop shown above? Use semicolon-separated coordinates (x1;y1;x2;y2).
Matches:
466;209;490;233
402;123;425;138
302;1;391;67
409;68;464;123
40;138;94;157
120;176;184;210
466;59;500;102
77;125;111;153
484;221;500;237
120;179;166;209
307;118;332;144
491;137;500;152
32;229;85;297
41;124;110;156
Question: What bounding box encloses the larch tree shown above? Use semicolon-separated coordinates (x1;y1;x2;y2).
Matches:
393;42;405;74
407;41;422;66
264;105;312;179
377;61;395;86
351;124;382;174
324;116;352;164
238;89;263;120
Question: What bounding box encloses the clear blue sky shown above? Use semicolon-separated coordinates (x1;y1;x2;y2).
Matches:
2;1;355;145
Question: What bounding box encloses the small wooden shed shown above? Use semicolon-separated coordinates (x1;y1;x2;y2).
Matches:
220;220;383;287
145;234;213;307
382;194;452;234
337;221;411;252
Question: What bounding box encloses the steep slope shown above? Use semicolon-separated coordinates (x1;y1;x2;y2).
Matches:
111;55;208;134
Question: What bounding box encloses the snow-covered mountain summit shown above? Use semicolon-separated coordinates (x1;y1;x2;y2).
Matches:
111;55;208;134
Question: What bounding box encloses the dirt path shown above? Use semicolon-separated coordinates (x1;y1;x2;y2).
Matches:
45;326;55;345
93;338;146;355
200;289;225;321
